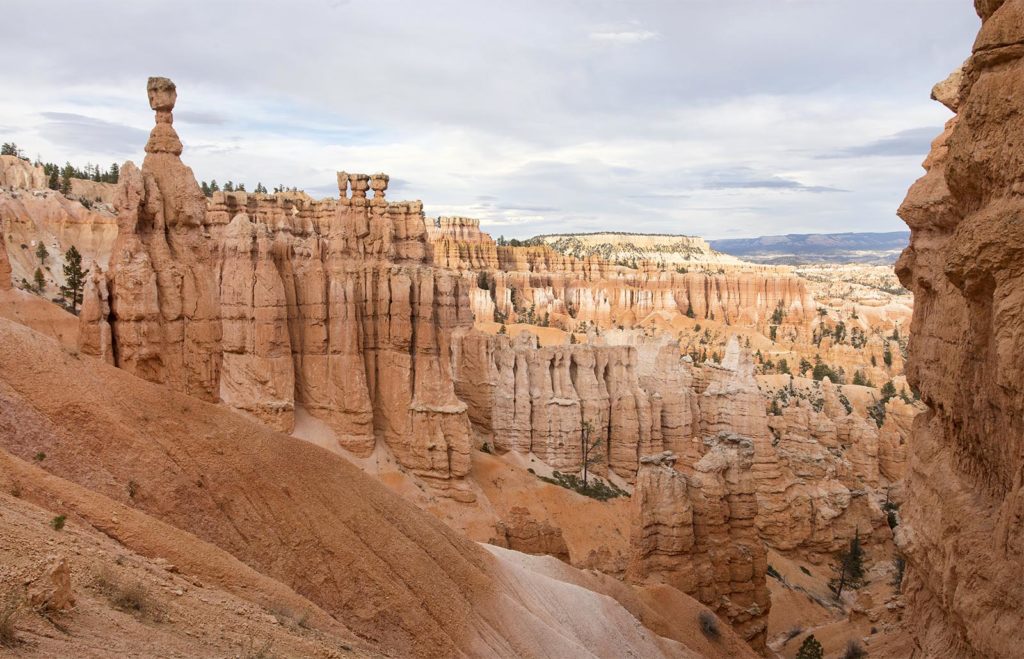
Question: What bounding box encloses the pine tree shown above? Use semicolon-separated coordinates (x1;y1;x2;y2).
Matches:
223;181;234;192
48;168;59;190
498;323;507;335
796;635;823;659
33;267;45;293
829;529;865;598
201;181;211;197
569;333;577;344
35;242;48;264
209;179;220;193
60;246;88;314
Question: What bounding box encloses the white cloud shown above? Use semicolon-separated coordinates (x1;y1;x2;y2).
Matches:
589;29;660;44
0;0;979;239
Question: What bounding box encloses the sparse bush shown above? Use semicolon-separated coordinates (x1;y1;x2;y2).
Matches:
269;603;309;630
34;451;46;461
892;555;906;593
480;442;492;454
50;515;66;530
93;569;156;619
842;639;868;659
535;470;627;501
796;634;824;659
698;610;720;640
0;589;22;648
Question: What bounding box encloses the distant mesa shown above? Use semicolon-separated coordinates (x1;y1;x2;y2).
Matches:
710;231;910;265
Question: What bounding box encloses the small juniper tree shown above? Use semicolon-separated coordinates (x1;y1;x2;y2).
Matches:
796;634;824;659
829;529;865;598
60;246;88;314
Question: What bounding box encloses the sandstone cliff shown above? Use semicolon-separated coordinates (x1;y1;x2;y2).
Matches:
894;2;1024;656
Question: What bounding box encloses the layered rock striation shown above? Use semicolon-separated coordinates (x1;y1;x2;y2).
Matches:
895;2;1024;656
81;79;475;497
428;217;816;332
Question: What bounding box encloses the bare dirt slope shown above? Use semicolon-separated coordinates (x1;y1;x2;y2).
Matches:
0;317;742;658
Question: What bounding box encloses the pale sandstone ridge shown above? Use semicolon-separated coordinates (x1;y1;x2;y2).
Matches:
537;232;740;266
0;154;46;189
895;2;1024;657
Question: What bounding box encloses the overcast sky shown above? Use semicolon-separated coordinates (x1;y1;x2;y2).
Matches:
1;1;979;239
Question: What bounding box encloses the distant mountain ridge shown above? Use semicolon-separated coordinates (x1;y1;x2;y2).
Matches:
709;231;910;265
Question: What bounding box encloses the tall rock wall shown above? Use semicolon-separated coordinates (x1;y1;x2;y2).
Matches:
427;217;816;330
627;451;770;652
895;2;1024;656
79;79;475;498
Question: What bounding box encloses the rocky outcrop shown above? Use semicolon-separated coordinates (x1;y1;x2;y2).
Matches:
428;224;816;331
628;450;770;652
80;79;475;498
0;155;45;190
894;3;1024;657
0;229;10;290
489;506;570;562
218;213;294;431
27;555;75;613
100;77;223;401
70;178;117;205
78;266;114;364
452;330;692;481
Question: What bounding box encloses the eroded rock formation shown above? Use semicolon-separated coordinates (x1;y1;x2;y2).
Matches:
895;2;1024;656
628;450;770;651
100;77;222;401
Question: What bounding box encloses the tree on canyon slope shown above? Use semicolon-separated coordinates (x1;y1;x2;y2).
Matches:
60;246;88;314
796;635;824;659
829;529;865;598
580;421;604;487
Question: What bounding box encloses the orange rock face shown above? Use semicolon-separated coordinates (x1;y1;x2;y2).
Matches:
628;450;771;652
895;3;1024;657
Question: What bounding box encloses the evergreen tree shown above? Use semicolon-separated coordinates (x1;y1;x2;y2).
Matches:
498;323;507;335
223;181;234;192
796;635;824;659
569;333;577;344
580;421;604;487
829;530;865;598
33;267;45;293
48;168;59;190
209;179;220;193
201;181;212;197
0;142;21;157
108;162;120;183
35;242;48;264
60;246;88;314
